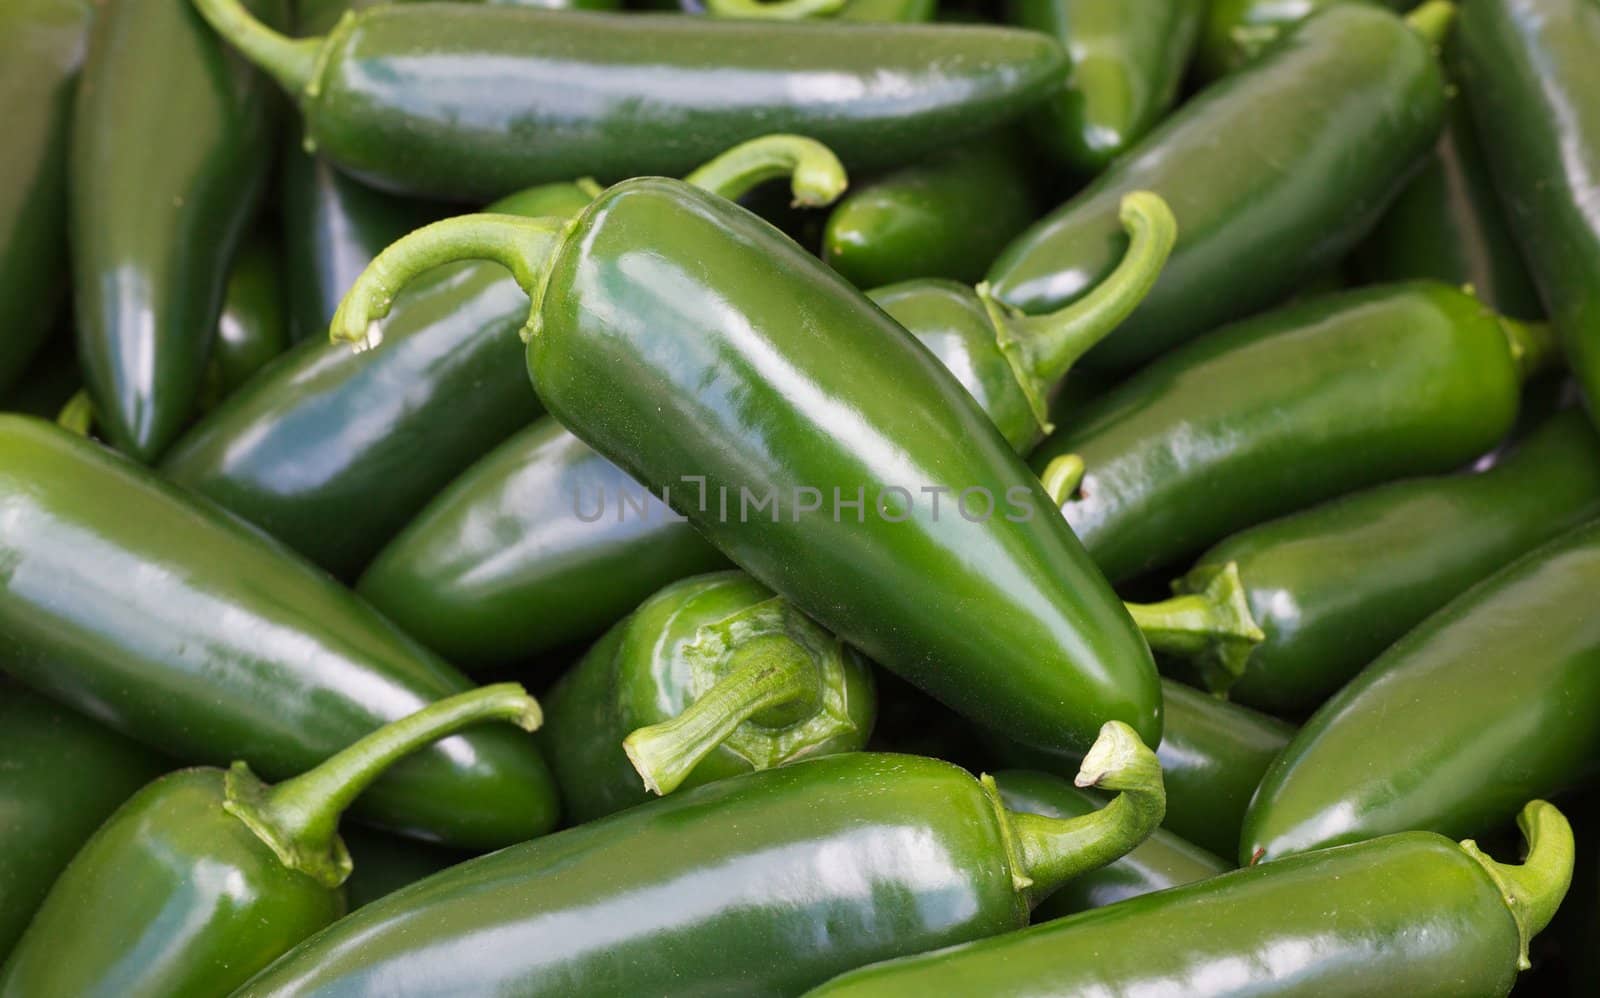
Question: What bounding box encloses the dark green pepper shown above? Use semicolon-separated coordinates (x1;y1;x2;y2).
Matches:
1460;0;1600;429
72;0;284;462
807;801;1573;996
0;415;557;849
992;769;1228;921
822;135;1038;288
1195;0;1375;81
335;178;1165;755
1166;410;1600;711
0;333;79;421
341;828;471;911
0;685;539;998
357;193;1178;668
1355;58;1543;320
1031;281;1551;585
1006;0;1203;175
0;0;88;399
232;726;1163;996
163;135;845;579
193;0;1066;201
201;234;291;408
0;687;166;962
988;678;1292;858
540;571;875;822
987;2;1447;373
1244;518;1600;864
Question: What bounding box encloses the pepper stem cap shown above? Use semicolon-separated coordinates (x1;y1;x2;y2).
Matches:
1406;1;1457;48
56;390;94;437
223;684;541;888
1136;561;1264;692
979;191;1177;440
1460;799;1574;971
705;0;848;18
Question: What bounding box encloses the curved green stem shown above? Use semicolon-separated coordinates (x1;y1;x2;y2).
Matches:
683;135;849;208
706;0;848;19
1406;0;1456;47
1039;453;1085;507
1499;317;1557;384
1136;561;1264;693
985;720;1164;904
624;634;821;796
190;0;325;98
330;214;567;347
1459;799;1574;971
979;190;1177;440
224;684;541;888
56;390;94;437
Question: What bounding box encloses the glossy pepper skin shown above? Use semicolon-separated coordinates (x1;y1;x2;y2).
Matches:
822;137;1037;289
1355;66;1542;320
233;730;1164;997
193;0;1067;201
340;179;1163;755
72;0;285;462
0;416;558;849
989;678;1292;858
1174;410;1600;712
356;193;1177;669
0;0;88;398
164;135;843;580
807;801;1574;998
1032;281;1541;584
1460;0;1600;427
1244;519;1600;865
1195;0;1375;80
540;571;876;822
0;686;541;998
987;3;1445;373
1007;0;1203;176
992;769;1228;921
0;687;166;961
202;234;290;407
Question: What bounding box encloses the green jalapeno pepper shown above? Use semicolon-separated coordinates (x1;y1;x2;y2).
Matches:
232;725;1163;997
988;678;1292;858
987;2;1448;374
1006;0;1203;176
200;234;291;409
341;828;471;911
0;334;79;420
1164;410;1600;710
357;193;1178;669
1244;518;1600;865
336;178;1167;755
992;769;1228;921
1031;281;1553;585
1460;0;1600;429
1195;0;1376;80
164;135;841;579
0;687;166;962
0;415;557;849
71;0;285;462
540;571;876;823
822;136;1039;288
0;0;88;400
1355;53;1542;320
192;0;1066;201
807;800;1573;997
0;686;539;998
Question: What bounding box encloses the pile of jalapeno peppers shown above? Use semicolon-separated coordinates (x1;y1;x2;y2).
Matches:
3;0;1599;993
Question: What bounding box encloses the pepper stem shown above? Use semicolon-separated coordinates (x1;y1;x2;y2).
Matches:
56;390;94;437
624;634;821;796
190;0;324;98
705;0;847;18
1128;562;1263;690
682;135;849;208
1040;453;1085;506
1459;799;1574;971
330;214;567;347
1499;317;1557;384
985;721;1165;904
223;684;541;889
1406;0;1457;47
979;190;1178;439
